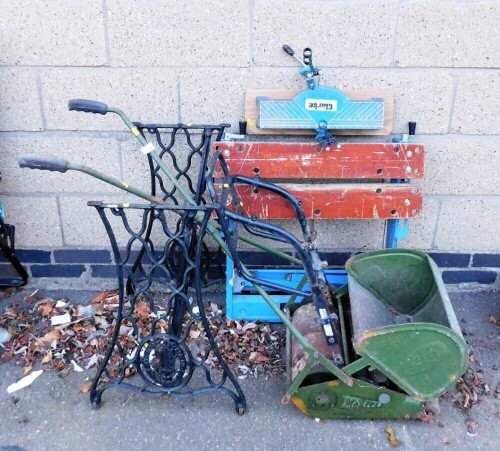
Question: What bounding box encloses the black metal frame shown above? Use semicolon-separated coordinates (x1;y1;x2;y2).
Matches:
88;202;246;413
87;123;247;413
126;123;229;295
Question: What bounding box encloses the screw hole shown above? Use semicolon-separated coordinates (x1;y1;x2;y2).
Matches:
238;145;244;152
390;209;397;216
413;168;420;175
252;187;260;194
375;188;383;194
314;209;321;216
215;145;220;151
376;168;383;175
253;167;260;174
393;146;400;153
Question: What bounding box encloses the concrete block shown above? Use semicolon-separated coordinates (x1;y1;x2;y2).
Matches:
314;220;385;251
320;70;454;134
59;194;138;247
107;0;249;67
180;67;301;131
0;136;121;194
423;136;500;195
1;196;62;247
253;0;397;67
396;0;500;67
0;68;42;131
0;0;106;66
40;68;178;131
435;198;500;251
452;73;500;134
404;197;439;250
120;139;151;194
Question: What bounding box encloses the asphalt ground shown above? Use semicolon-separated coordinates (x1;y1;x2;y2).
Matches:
0;288;498;451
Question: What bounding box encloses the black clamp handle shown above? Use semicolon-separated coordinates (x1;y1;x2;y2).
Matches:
68;99;108;115
18;156;69;173
282;44;295;56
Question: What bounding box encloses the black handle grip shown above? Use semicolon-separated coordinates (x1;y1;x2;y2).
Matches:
18;156;69;173
282;44;295;56
408;121;417;136
68;99;108;115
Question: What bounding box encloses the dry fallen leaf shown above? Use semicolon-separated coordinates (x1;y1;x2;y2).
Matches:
24;289;42;303
189;329;201;339
37;328;62;346
91;290;117;305
23;364;33;375
134;302;150;321
385;426;400;448
38;301;53;317
41;350;53;364
242;322;257;332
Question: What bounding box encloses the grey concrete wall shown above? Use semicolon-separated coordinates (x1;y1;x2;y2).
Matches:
0;0;499;259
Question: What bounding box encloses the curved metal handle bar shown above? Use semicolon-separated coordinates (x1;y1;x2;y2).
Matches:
206;151;312;241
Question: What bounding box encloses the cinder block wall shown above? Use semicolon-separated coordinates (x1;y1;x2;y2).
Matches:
0;0;499;288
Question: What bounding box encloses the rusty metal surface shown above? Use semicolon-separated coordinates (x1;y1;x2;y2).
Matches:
217;183;423;219
212;142;425;180
291;303;341;381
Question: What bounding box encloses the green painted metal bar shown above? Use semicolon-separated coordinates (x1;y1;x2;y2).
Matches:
342;357;370;376
282;355;317;403
285;273;308;308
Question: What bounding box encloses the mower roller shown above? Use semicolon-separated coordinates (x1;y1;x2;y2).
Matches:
19;100;467;419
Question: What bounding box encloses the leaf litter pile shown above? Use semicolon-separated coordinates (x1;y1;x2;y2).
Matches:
0;289;285;385
441;314;500;436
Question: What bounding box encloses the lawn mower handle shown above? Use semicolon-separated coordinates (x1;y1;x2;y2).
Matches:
18;155;69;173
68;99;108;115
